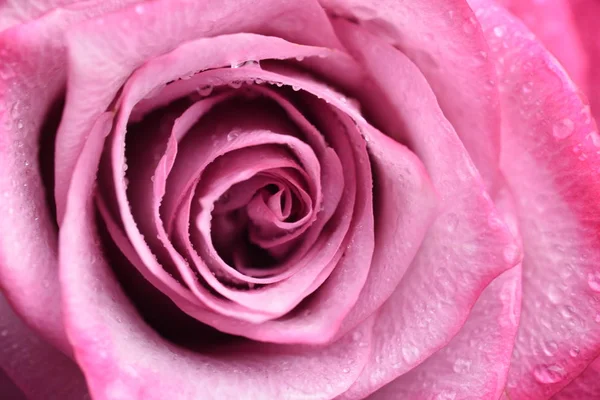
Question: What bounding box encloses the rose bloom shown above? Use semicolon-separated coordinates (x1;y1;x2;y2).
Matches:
1;0;599;399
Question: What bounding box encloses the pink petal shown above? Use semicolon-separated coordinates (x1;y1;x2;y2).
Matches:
0;294;88;399
553;357;600;399
320;0;502;191
369;190;523;400
332;21;520;398
90;29;374;342
59;116;375;399
0;0;143;354
0;369;26;400
54;0;343;220
370;263;522;400
0;0;141;30
468;0;600;397
494;0;589;91
569;0;600;126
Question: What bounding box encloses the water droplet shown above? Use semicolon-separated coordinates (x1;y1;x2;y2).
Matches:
587;132;600;147
547;285;563;304
275;82;284;87
588;272;600;292
533;364;566;384
17;121;23;129
552;118;574;139
561;305;575;319
401;345;420;364
342;367;350;373
569;347;580;358
503;244;520;264
493;25;506;37
351;331;362;342
196;85;213;96
541;340;558;357
254;78;264;85
295;55;305;62
446;213;459;232
435;391;456;400
10;102;19;118
521;82;533;94
452;358;472;373
0;329;7;337
292;85;301;91
231;60;260;69
487;214;504;231
228;80;243;89
226;130;240;141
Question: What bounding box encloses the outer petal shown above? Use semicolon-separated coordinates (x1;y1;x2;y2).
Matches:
0;294;88;399
468;0;600;398
0;1;141;31
320;0;502;192
569;0;600;126
0;0;141;354
332;21;520;399
0;0;80;31
494;0;588;91
58;108;374;400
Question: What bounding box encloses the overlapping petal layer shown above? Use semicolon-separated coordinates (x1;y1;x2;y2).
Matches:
469;0;600;398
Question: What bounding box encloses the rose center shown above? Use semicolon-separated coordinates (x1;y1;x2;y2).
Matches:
211;171;313;271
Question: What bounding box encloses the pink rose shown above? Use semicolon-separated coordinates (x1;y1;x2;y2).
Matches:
1;0;599;399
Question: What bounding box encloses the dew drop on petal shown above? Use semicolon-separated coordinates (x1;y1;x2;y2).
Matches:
503;244;520;264
552;118;574;140
434;391;456;400
586;131;600;147
569;347;580;358
587;272;600;292
493;25;506;37
196;85;213;96
231;60;260;68
533;364;566;384
452;358;472;373
226;130;240;142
